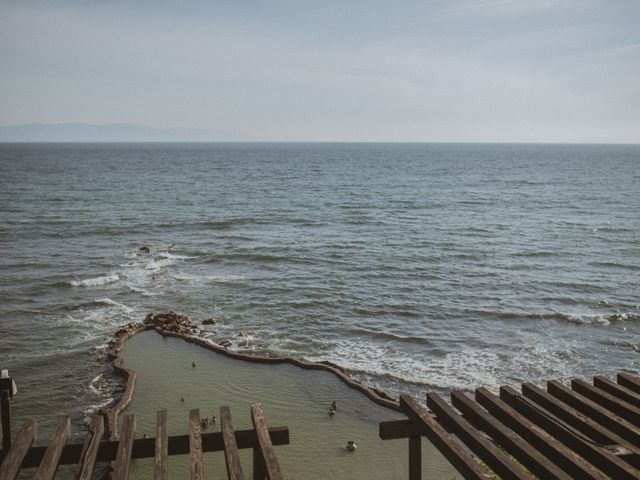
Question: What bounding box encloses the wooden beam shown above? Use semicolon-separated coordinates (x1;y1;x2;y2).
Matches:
253;446;266;480
408;435;421;480
1;391;11;452
476;387;607;480
154;410;168;480
427;392;529;480
77;415;104;480
548;380;640;446
0;419;37;480
189;409;204;480
379;419;421;440
221;406;245;480
594;376;640;409
34;416;71;480
572;379;640;427
17;425;289;468
522;382;640;462
251;403;283;480
501;385;640;480
399;394;488;479
112;414;135;480
451;390;571;480
618;372;640;395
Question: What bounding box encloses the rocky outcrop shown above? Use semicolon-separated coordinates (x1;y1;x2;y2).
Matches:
144;311;197;334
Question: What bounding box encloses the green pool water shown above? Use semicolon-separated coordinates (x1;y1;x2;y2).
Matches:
119;331;458;479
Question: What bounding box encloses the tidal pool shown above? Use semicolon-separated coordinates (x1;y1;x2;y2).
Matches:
119;331;458;479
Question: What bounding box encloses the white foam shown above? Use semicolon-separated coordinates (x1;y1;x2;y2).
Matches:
562;312;610;326
94;298;133;313
306;338;580;394
70;274;119;287
172;273;244;283
158;252;195;260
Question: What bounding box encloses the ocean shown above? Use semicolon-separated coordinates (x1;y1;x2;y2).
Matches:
1;142;639;438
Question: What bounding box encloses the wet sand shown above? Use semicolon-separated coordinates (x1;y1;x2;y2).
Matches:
119;331;458;479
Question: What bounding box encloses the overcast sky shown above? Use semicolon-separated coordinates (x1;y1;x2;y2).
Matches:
1;0;639;142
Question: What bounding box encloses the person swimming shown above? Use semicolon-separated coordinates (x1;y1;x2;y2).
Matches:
346;440;357;451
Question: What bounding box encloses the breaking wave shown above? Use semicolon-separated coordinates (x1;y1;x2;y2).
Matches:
69;274;119;287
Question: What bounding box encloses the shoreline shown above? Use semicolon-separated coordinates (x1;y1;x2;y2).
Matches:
103;312;400;438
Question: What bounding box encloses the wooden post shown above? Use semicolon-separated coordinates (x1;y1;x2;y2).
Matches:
409;435;421;480
252;446;266;480
1;390;10;452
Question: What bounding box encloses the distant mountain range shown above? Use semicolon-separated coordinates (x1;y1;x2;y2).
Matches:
0;123;259;142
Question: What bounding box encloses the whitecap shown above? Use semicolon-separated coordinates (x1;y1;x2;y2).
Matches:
94;298;133;313
70;274;119;287
561;313;610;326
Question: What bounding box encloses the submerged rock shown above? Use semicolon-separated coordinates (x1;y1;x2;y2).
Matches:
202;318;216;325
139;244;151;253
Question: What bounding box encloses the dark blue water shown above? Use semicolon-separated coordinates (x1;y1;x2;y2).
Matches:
1;142;639;434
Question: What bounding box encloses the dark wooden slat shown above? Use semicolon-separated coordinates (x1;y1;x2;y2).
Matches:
17;426;290;468
220;406;245;480
1;391;11;452
34;416;71;480
408;435;421;480
77;415;104;480
522;382;640;468
501;385;640;480
475;387;607;480
618;372;640;395
452;390;571;480
379;419;421;440
0;419;37;480
523;382;634;448
594;376;640;409
112;414;136;480
427;393;530;480
251;403;283;480
399;394;488;480
572;378;640;427
548;380;640;446
189;409;204;480
253;446;266;480
154;410;168;480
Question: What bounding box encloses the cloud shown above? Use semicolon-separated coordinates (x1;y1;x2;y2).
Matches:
446;0;601;18
0;1;638;142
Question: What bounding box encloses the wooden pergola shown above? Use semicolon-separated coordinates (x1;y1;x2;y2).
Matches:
380;371;640;479
0;402;287;480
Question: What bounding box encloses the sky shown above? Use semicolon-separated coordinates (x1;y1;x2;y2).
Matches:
1;0;639;143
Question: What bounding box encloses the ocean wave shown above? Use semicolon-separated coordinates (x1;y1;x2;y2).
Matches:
211;253;300;263
69;274;119;287
172;273;245;284
589;261;640;271
63;298;133;312
557;313;611;325
308;339;581;395
347;327;432;346
609;312;640;322
94;298;133;313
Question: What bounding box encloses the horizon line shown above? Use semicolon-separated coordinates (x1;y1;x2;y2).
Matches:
1;140;639;146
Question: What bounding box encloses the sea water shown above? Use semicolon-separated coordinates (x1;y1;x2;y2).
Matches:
1;142;639;440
